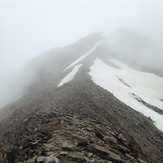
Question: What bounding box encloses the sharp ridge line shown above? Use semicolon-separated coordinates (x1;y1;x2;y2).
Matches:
63;40;102;72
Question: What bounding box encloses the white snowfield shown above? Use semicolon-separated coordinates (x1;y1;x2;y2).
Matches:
58;64;82;87
64;40;102;71
89;58;163;131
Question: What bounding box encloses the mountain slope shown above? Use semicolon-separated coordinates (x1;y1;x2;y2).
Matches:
0;33;163;163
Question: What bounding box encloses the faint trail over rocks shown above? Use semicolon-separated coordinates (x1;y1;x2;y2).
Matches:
0;115;148;163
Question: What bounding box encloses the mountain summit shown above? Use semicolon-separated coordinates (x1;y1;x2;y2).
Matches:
0;33;163;163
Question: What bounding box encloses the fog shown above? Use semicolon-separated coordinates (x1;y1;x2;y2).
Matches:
0;0;163;107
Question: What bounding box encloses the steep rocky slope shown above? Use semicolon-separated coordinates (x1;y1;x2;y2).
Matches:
0;33;163;163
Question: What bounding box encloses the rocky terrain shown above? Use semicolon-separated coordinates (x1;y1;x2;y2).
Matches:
0;33;163;163
0;114;148;163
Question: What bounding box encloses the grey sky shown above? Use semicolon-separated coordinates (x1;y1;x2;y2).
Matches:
1;0;163;73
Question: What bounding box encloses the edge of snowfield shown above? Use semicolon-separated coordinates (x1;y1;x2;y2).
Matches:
58;64;82;87
89;58;163;131
63;40;102;71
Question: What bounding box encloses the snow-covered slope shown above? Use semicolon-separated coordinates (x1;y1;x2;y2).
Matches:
54;34;163;131
89;58;163;131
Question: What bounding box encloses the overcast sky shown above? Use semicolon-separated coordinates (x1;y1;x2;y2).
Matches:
1;0;163;73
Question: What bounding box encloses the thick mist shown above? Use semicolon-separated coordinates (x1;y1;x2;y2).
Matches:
0;0;163;108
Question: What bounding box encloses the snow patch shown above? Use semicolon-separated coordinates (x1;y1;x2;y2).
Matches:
109;59;163;109
64;40;102;71
58;64;82;87
89;58;163;131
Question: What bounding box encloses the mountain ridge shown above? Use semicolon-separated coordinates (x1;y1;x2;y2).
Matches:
0;32;163;162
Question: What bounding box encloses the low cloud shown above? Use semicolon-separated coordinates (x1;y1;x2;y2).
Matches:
0;0;163;107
